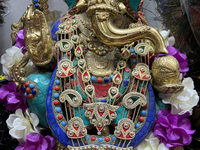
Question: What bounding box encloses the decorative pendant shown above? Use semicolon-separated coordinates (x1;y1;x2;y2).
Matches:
112;71;122;85
66;117;87;138
55;39;74;52
132;63;151;81
82;70;91;83
84;103;119;135
56;59;75;78
85;85;95;98
108;87;119;99
75;46;83;57
122;92;147;109
114;118;135;139
59;89;82;107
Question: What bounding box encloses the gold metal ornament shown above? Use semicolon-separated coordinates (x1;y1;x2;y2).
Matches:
151;55;184;93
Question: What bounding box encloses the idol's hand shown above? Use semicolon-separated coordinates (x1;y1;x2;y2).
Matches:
25;5;53;66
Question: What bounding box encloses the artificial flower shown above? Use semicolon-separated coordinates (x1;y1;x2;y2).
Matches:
0;82;28;112
6;108;41;143
153;109;195;148
159;29;175;47
136;133;169;150
15;28;26;54
0;46;36;80
15;133;56;150
159;77;199;115
166;46;189;77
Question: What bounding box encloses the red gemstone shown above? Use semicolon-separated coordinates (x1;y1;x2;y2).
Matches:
28;94;33;99
73;7;76;10
142;89;145;94
57;114;63;120
125;2;128;5
139;117;144;122
83;47;88;50
54;100;59;106
91;136;96;141
72;80;78;86
105;137;110;142
134;86;137;89
143;104;147;108
71;16;75;19
87;126;90;129
132;65;136;68
97;78;103;83
128;116;131;119
26;88;30;93
55;86;60;91
67;52;70;56
131;55;136;59
125;67;130;72
25;82;29;87
117;93;121;98
65;126;68;131
118;103;121;106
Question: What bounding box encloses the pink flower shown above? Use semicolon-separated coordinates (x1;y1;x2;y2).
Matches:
15;28;27;54
153;109;195;148
0;82;28;112
15;133;57;150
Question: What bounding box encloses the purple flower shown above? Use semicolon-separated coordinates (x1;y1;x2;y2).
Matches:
153;109;195;148
15;28;27;54
0;82;28;112
155;46;189;77
15;133;57;150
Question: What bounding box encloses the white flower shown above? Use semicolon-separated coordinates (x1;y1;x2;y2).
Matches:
136;133;169;150
6;108;40;143
157;26;175;47
159;77;199;115
0;46;36;80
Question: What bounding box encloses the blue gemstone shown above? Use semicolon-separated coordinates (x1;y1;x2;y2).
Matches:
132;59;137;63
22;86;26;91
35;4;39;8
61;121;66;126
135;123;140;128
110;75;114;79
114;65;117;68
56;107;61;113
139;83;142;87
55;80;60;85
91;76;96;82
32;90;37;95
54;93;59;98
115;61;118;64
98;137;103;142
29;83;34;89
141;110;146;115
71;75;74;79
123;80;129;86
104;78;109;83
24;93;27;97
87;135;90;140
131;49;135;53
112;136;116;141
33;0;38;2
101;99;107;103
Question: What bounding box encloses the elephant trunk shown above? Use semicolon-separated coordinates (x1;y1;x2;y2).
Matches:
89;11;168;54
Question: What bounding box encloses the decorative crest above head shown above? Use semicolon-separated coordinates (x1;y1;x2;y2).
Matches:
63;0;142;16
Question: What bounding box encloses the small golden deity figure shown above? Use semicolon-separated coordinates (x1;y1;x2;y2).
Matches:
9;0;183;149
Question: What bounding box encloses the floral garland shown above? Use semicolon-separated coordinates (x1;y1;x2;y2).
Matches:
0;13;199;150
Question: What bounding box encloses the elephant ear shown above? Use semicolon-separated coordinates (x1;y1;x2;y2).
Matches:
63;0;76;9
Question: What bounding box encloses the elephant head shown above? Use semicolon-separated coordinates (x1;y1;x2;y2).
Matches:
76;0;168;54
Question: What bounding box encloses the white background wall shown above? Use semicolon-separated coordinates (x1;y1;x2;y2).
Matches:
0;0;160;74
